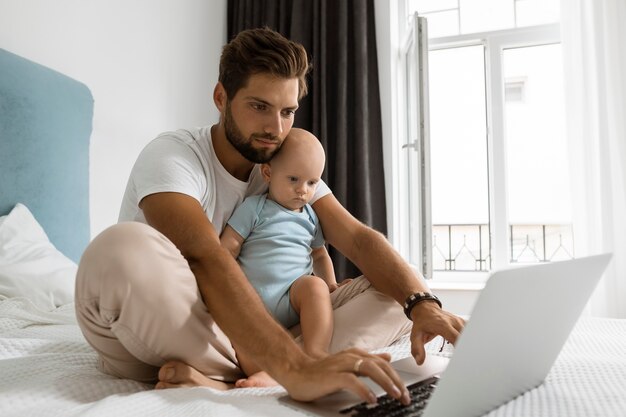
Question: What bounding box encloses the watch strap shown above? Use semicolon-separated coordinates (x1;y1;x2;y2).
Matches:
403;292;442;320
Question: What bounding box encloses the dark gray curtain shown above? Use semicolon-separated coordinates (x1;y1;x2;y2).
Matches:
228;0;387;280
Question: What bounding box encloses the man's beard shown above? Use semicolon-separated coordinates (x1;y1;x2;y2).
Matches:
224;103;280;164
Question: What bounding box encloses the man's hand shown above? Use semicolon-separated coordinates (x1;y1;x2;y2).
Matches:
409;301;465;365
281;348;411;405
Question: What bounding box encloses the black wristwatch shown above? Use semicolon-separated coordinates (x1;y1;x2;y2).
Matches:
403;292;442;320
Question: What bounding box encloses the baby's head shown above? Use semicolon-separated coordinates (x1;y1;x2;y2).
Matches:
261;128;326;211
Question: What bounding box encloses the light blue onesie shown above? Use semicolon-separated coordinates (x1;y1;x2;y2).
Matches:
226;193;325;328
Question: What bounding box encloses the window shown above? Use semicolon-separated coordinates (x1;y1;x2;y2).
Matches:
429;44;490;273
400;0;573;281
502;44;573;265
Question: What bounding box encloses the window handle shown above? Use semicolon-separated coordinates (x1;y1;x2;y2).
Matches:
402;140;418;150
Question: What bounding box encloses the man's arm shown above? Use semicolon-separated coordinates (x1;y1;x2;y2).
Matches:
311;194;465;363
140;192;411;403
311;246;338;291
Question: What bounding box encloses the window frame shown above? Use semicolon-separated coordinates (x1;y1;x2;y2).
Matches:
400;22;562;285
399;14;433;279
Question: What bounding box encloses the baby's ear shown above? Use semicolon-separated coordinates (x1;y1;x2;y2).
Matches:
261;163;272;182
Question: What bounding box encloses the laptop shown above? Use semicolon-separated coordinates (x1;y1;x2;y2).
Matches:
279;253;612;417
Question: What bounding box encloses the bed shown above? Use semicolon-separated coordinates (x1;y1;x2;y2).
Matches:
1;48;626;417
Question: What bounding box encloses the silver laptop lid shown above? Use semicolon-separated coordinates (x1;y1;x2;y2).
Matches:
423;253;611;417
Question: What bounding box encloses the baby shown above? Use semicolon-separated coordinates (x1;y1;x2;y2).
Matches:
221;128;340;387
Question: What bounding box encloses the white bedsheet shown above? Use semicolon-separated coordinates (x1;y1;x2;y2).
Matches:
1;297;625;417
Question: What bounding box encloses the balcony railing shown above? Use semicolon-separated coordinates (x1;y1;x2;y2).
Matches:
432;223;574;272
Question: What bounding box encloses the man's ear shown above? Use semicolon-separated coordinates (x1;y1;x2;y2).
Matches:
261;163;272;183
214;82;227;113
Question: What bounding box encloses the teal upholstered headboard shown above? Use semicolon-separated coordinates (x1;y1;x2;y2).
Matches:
0;49;93;262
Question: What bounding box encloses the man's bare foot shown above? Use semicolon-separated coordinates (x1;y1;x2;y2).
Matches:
235;371;279;388
155;361;233;390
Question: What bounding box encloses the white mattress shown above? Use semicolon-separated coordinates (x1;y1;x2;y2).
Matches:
1;297;625;417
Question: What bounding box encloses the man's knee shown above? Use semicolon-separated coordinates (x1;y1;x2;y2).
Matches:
78;222;178;289
82;222;161;262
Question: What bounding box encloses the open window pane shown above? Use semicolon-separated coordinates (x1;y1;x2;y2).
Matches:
429;45;490;271
503;43;574;263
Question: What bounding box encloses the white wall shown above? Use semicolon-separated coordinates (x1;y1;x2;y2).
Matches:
0;0;227;237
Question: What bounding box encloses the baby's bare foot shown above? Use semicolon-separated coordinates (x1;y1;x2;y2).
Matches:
235;371;279;388
155;361;232;390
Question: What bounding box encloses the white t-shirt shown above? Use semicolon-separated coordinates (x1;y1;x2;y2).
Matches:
118;127;332;234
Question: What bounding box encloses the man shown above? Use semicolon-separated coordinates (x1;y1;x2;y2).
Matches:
75;27;464;405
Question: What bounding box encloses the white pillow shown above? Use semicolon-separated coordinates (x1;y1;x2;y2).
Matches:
0;203;77;310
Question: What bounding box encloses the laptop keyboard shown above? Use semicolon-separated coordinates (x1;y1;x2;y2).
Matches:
339;376;439;417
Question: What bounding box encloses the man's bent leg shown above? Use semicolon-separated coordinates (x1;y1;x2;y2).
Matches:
75;222;242;383
327;277;412;353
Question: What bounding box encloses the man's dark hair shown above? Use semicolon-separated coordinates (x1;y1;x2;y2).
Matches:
219;27;310;100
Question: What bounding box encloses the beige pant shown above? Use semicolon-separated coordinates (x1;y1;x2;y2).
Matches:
75;222;411;384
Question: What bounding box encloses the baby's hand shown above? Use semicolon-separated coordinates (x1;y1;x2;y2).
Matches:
338;278;353;288
329;279;353;293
